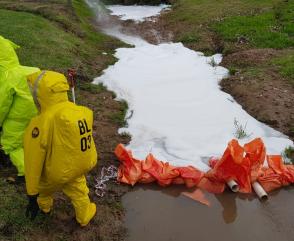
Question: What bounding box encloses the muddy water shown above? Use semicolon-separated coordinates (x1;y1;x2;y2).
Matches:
123;185;294;241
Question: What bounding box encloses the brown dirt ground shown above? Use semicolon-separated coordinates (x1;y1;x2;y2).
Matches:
120;12;174;44
220;49;294;140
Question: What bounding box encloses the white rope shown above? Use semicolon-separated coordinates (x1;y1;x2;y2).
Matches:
95;165;118;197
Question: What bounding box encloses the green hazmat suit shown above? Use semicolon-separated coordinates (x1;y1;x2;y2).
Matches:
0;35;39;176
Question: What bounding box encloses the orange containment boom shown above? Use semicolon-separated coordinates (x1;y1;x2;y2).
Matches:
115;138;294;197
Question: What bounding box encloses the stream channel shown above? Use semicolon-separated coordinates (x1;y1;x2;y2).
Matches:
86;1;294;240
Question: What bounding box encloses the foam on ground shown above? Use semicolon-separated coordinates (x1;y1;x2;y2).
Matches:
94;6;293;171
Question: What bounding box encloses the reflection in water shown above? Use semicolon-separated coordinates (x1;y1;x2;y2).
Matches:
215;193;237;224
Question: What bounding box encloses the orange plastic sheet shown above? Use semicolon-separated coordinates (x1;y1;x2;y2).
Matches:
258;155;294;192
205;139;252;193
115;144;203;187
115;138;294;197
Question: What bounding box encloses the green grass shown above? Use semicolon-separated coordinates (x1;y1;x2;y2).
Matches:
178;33;200;44
283;146;294;164
161;0;278;51
0;9;77;69
272;52;294;85
0;179;52;241
109;100;129;126
214;11;294;49
274;0;294;37
169;0;276;24
78;82;107;93
0;0;81;36
0;0;125;80
162;0;293;54
229;67;238;75
244;67;263;78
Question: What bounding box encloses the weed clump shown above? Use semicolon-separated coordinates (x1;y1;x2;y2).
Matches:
110;100;129;127
233;118;252;139
209;57;217;67
283;146;294;165
229;68;237;75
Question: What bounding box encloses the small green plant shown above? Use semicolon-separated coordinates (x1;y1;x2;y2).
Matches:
272;53;294;86
233;118;252;139
282;146;294;165
178;33;200;44
209;57;217;67
78;82;106;94
109;100;129;127
229;68;237;75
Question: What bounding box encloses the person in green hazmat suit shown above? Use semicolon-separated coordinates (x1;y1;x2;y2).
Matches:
0;35;39;178
24;70;97;226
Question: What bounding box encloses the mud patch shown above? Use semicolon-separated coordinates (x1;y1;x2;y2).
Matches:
221;49;294;140
120;13;174;44
95;8;173;45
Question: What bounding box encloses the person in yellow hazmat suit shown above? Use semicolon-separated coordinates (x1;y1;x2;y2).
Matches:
24;70;98;226
0;35;39;180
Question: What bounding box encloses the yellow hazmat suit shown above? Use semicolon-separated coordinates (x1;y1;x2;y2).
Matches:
24;71;98;226
0;35;39;176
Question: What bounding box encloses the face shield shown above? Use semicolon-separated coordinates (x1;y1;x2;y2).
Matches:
27;71;46;111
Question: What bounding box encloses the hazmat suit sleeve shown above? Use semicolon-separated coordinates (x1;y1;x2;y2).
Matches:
24;116;50;195
0;84;14;126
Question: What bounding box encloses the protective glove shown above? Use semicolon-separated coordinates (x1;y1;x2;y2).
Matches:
26;194;39;220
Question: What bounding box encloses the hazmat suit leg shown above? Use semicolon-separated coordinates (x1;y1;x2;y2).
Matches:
9;148;25;176
37;195;54;214
62;176;96;226
37;183;56;213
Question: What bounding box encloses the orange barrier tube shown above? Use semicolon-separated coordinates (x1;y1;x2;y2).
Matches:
115;138;294;199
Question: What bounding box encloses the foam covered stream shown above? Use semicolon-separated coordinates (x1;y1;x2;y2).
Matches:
92;4;293;171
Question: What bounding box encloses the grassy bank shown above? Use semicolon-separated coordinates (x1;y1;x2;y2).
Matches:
0;0;126;80
161;0;293;82
0;1;129;240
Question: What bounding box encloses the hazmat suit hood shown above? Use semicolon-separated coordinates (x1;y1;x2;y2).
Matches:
27;71;69;111
0;35;39;76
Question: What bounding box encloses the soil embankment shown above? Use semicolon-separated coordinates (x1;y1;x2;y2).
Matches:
221;49;294;140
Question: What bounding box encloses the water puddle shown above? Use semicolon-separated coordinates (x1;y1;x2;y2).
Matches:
123;185;294;241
